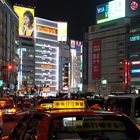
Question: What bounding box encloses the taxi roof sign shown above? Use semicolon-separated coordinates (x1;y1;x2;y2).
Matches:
36;100;86;111
53;100;85;109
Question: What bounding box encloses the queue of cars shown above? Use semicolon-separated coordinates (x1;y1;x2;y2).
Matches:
1;99;140;140
104;94;140;127
0;98;16;120
0;97;17;137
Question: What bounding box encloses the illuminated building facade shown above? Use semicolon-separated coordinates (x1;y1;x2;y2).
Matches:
86;0;140;94
17;37;35;89
0;1;19;90
59;42;70;93
34;17;59;95
70;40;83;93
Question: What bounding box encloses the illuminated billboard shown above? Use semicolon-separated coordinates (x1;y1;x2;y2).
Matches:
37;25;57;34
57;22;67;41
14;5;35;37
96;0;125;24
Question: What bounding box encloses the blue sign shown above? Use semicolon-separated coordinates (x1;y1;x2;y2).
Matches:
131;69;140;73
0;80;3;86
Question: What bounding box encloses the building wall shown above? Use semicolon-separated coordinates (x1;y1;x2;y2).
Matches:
59;42;70;93
83;33;88;93
128;16;140;91
34;17;59;94
88;18;130;94
18;37;35;89
0;1;19;90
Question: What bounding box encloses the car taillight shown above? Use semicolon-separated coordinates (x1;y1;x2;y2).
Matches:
8;108;16;113
0;110;2;117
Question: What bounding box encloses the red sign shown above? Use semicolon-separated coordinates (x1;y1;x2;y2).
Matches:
123;59;130;91
130;1;139;11
92;40;101;80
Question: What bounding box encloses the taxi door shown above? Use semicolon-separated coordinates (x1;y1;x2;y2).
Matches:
37;116;50;140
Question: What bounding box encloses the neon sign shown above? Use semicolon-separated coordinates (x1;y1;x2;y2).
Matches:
131;61;140;65
97;6;105;13
37;26;57;34
131;69;140;73
130;35;140;41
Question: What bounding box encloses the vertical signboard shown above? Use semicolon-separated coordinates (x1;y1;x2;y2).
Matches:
57;22;67;41
124;59;130;91
92;40;101;80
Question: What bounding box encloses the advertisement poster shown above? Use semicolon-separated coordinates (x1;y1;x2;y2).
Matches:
14;5;35;37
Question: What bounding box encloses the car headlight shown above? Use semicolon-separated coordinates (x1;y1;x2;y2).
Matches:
7;108;16;113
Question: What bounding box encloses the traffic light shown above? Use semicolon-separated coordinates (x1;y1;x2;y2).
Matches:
7;64;12;70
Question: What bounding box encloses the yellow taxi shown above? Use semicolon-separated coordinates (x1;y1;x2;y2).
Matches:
2;99;140;140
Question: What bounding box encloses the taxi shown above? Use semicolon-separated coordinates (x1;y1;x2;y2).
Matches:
2;99;140;140
104;94;140;127
0;97;16;120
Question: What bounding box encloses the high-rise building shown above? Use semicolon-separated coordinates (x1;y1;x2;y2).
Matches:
88;18;129;94
17;37;35;90
70;40;83;93
128;15;140;92
59;42;70;93
13;5;35;92
85;0;140;94
0;1;19;91
34;17;59;96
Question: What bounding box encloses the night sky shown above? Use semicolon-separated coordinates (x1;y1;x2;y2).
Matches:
10;0;110;40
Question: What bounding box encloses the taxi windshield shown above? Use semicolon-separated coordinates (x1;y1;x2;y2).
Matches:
49;115;139;140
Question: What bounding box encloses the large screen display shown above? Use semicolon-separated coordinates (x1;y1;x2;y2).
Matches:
96;0;125;24
14;5;35;37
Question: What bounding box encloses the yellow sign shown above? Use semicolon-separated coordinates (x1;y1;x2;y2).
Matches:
40;103;53;109
42;87;50;92
57;22;67;41
13;5;35;37
37;26;57;34
53;100;85;109
41;64;53;69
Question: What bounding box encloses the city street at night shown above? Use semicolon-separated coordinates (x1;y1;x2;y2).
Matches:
1;0;140;139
